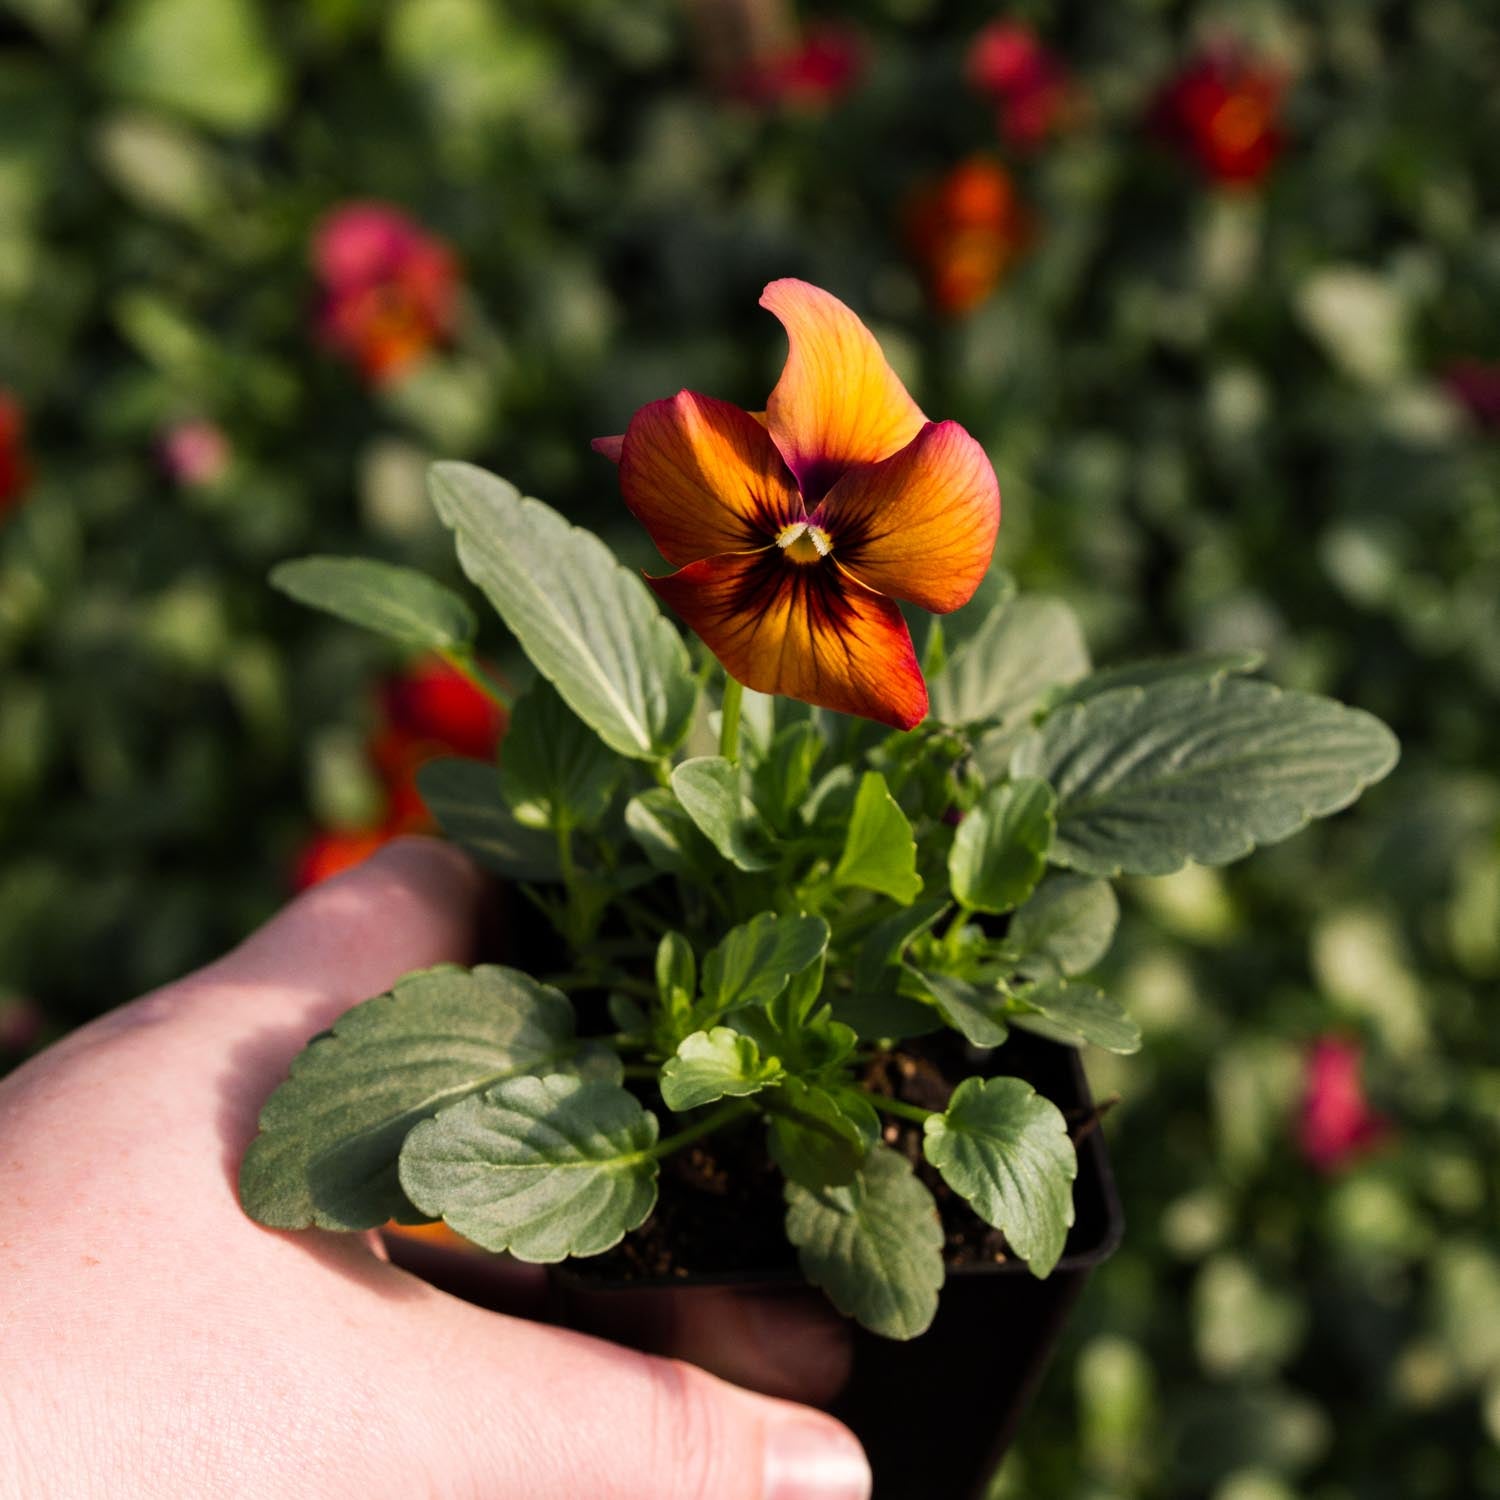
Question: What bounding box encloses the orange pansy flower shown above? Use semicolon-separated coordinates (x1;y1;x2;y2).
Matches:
595;280;1000;730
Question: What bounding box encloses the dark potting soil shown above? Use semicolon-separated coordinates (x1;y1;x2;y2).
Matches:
582;1030;1111;1286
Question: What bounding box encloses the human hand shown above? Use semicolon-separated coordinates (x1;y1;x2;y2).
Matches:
0;838;870;1500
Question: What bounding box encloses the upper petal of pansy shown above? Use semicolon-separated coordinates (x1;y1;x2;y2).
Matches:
761;279;928;505
816;419;1000;614
619;392;803;567
590;433;624;463
649;551;927;731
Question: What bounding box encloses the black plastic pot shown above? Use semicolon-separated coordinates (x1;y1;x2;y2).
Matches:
551;1033;1123;1500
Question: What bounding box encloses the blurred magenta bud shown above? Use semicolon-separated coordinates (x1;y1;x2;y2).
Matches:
965;21;1073;150
0;994;45;1055
0;391;33;518
1442;358;1500;430
311;201;460;384
1297;1035;1391;1174
159;419;231;487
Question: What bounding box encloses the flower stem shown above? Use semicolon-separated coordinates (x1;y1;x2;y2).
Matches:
440;647;512;712
719;676;744;765
651;1098;756;1159
867;1094;936;1126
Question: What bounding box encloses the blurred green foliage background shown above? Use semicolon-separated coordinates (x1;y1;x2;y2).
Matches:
1;0;1497;1495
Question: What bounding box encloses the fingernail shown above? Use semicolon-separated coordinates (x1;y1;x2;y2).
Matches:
764;1420;872;1500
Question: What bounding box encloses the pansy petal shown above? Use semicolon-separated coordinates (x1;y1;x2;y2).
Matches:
761;278;928;504
649;551;927;730
620;392;802;566
817;420;1000;613
590;433;624;463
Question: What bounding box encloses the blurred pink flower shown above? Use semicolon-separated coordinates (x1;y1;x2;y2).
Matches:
1152;46;1287;188
1297;1036;1391;1173
966;20;1073;151
312;202;460;385
0;391;33;520
0;994;45;1055
1442;358;1500;430
159;419;231;488
734;21;866;109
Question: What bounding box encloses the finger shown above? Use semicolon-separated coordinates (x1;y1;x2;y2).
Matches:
408;1298;872;1500
558;1283;854;1405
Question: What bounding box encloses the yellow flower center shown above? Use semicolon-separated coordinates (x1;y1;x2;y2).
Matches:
776;520;833;565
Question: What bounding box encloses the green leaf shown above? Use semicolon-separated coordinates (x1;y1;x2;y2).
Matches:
417;759;560;881
752;722;824;832
1011;677;1401;877
700;911;831;1016
911;969;1009;1047
1047;650;1264;710
269;556;476;653
624;788;718;878
660;1027;784;1112
766;1079;876;1189
498;678;620;832
929;595;1090;728
671;757;777;871
553;1041;627;1086
429;462;696;760
239;966;575;1232
832;771;922;904
1007;876;1120;981
655;931;696;1017
1009;980;1142;1055
948;778;1056;914
923;1076;1078;1276
398;1075;659;1261
836;901;948;1040
98;0;287;132
785;1145;945;1340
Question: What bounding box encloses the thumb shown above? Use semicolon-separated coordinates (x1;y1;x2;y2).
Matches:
414;1305;872;1500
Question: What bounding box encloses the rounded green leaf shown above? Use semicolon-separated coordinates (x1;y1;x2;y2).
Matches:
1011;676;1400;878
671;757;777;871
429;462;696;760
399;1075;660;1261
948;777;1056;914
923;1076;1078;1276
498;677;620;832
784;1145;946;1340
239;966;576;1232
1008;876;1120;980
660;1027;783;1112
417;759;561;880
1009;979;1142;1055
270;555;476;652
700;911;831;1015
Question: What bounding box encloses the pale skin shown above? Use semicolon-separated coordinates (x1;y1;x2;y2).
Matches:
0;838;870;1500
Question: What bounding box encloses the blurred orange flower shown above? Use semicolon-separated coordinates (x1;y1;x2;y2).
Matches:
595;280;999;730
1153;48;1287;188
0;392;33;520
905;157;1031;316
293;656;507;887
313;203;460;384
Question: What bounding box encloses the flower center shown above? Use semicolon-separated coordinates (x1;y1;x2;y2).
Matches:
776;520;833;565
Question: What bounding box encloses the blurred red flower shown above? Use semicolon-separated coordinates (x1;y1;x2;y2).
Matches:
0;392;34;519
1153;48;1286;188
966;20;1073;151
159;419;231;488
293;656;506;888
734;21;866;109
1297;1036;1391;1174
312;203;460;385
1442;358;1500;430
905;157;1031;316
